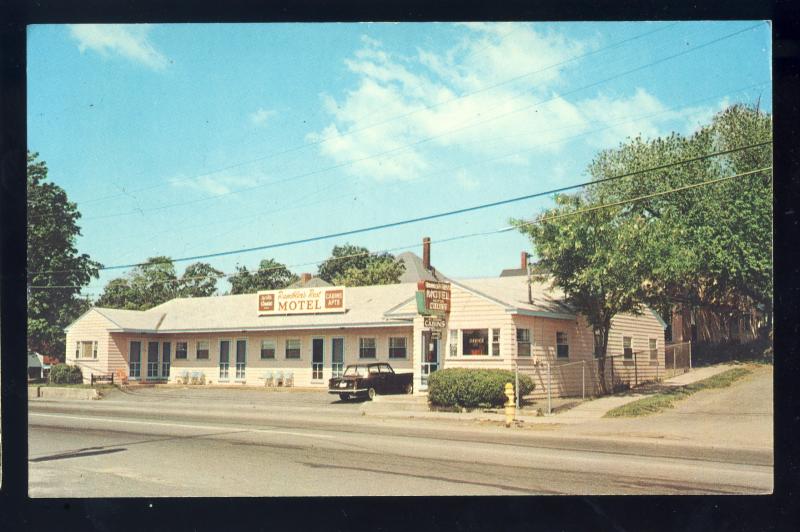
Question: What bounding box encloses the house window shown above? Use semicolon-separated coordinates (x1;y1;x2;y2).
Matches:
449;330;458;357
75;342;80;359
623;337;633;359
196;340;209;360
462;329;488;355
516;328;531;356
285;339;301;359
79;341;93;358
92;341;98;359
359;337;377;359
556;332;569;359
260;339;276;359
649;338;658;360
389;337;407;359
491;329;500;356
176;341;188;360
129;341;141;378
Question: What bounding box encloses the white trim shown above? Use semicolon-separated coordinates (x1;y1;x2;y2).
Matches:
109;321;413;334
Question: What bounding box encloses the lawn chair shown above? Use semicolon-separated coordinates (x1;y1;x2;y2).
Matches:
263;371;274;387
284;371;294;387
275;370;284;387
190;371;200;385
180;371;189;385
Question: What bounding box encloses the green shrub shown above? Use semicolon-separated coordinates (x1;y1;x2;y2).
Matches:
427;368;535;409
48;364;84;385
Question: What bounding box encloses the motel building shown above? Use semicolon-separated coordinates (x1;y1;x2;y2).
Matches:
65;244;667;399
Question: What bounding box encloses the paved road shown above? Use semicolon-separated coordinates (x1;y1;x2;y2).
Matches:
29;380;772;496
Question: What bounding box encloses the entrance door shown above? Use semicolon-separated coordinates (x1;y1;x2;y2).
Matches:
219;340;230;380
235;339;247;380
162;341;171;380
129;341;141;379
312;337;324;380
147;341;159;378
331;337;344;378
421;330;439;388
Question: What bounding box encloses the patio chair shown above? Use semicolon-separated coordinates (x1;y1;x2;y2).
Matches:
275;370;284;387
190;371;200;385
263;371;274;387
284;371;294;387
180;371;189;385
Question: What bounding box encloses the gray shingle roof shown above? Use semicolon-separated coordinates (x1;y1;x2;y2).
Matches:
394;251;448;283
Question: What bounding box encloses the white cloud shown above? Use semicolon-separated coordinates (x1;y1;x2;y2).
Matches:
68;24;168;70
169;173;259;196
250;108;277;126
455;169;479;190
311;23;717;183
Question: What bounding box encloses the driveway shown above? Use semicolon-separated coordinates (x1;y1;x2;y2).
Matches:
571;364;773;450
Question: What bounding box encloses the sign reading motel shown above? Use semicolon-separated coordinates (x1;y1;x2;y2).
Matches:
422;281;451;314
258;286;346;315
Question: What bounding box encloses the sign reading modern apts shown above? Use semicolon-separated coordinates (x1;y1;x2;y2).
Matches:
258;287;346;315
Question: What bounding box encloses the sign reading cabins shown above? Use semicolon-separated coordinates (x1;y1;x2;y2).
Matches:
258;286;346;316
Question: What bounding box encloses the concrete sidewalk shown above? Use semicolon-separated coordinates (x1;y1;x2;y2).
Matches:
362;363;743;425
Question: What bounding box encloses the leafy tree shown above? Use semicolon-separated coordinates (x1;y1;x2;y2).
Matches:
318;243;404;286
97;256;178;310
229;258;298;294
179;262;223;298
27;151;101;359
317;244;373;283
511;194;654;393
334;257;406;287
586;104;772;328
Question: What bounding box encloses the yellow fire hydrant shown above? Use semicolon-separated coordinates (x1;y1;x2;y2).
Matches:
504;382;515;427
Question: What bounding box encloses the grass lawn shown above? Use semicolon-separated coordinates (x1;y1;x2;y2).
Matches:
604;367;752;418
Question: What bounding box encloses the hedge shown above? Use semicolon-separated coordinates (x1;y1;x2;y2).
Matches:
427;368;535;409
49;364;84;385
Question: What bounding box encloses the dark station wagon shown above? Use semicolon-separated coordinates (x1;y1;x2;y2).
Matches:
328;362;413;401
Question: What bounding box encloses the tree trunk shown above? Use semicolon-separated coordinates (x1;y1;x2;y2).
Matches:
594;325;611;395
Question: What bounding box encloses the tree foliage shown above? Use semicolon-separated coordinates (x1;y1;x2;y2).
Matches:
228;258;298;294
512;103;772;391
319;243;405;286
334;256;406;287
27;151;101;359
96;258;223;309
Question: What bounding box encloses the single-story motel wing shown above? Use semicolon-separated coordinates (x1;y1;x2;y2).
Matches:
65;275;667;399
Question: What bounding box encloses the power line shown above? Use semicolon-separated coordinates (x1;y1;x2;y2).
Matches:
69;22;680;207
28;164;773;291
28;139;772;276
64;22;764;223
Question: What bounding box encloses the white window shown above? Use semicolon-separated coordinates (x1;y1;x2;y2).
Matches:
491;329;500;356
196;340;210;360
260;339;276;359
448;330;458;357
79;341;93;359
359;337;376;359
389;337;407;359
623;337;633;359
649;338;658;360
556;331;569;359
175;341;188;360
285;339;301;359
516;328;531;356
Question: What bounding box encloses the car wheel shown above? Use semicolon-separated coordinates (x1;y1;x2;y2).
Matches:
367;387;376;400
404;383;413;395
339;393;350;401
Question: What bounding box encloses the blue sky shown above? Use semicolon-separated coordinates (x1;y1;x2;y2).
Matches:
27;22;772;297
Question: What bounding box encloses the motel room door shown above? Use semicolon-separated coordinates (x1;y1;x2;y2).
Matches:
312;338;324;381
331;337;344;378
421;330;439;389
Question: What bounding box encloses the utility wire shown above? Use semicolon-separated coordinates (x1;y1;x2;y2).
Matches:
29;164;773;291
69;22;680;207
28;139;772;276
65;22;763;223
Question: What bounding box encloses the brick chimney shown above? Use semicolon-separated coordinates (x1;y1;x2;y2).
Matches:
422;237;431;271
300;273;312;284
521;251;529;271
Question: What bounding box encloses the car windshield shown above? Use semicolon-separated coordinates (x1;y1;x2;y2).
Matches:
343;365;368;377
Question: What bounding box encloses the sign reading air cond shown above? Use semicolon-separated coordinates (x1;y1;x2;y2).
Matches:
258;286;346;315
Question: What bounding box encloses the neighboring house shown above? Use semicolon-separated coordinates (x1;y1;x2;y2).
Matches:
287;273;332;289
65;268;666;398
669;300;766;345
